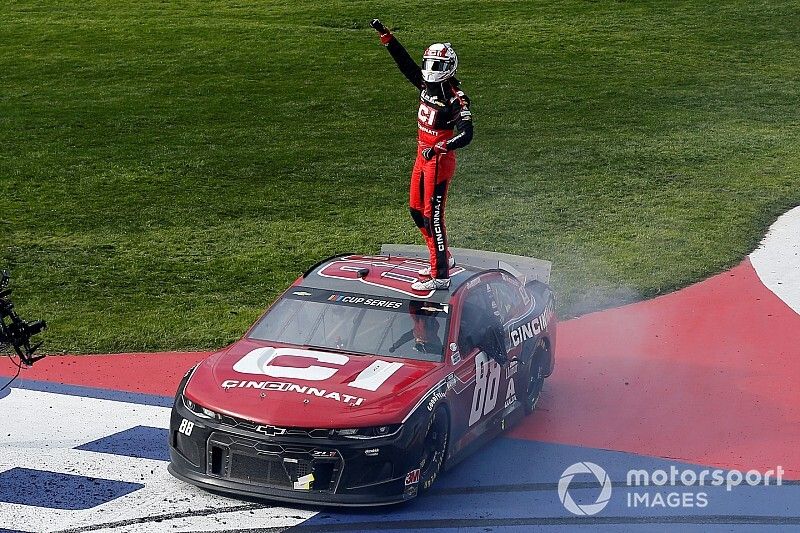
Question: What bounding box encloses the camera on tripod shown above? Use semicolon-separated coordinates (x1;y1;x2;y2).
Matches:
0;270;47;366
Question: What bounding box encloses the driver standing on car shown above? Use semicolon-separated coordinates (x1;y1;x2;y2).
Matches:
371;19;474;292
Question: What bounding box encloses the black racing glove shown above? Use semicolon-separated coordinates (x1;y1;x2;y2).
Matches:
371;19;393;45
422;141;448;160
370;18;389;35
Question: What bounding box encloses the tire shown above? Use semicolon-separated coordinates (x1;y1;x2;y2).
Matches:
524;347;547;414
418;406;449;492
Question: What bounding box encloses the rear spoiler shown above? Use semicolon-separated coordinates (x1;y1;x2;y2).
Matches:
379;245;551;285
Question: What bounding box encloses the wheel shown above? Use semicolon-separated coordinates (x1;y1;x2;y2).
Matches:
418;406;449;491
524;348;547;414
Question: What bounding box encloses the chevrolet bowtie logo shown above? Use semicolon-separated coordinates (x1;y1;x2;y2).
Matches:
255;425;287;436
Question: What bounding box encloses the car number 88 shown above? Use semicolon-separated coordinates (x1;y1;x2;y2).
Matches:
468;352;501;426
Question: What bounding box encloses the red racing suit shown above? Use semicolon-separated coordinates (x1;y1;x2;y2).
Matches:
382;34;474;279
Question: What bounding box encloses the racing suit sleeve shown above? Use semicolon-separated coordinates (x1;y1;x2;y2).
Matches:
445;88;474;151
383;35;424;90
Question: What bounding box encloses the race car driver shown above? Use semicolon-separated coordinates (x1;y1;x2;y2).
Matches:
388;300;443;356
371;19;474;291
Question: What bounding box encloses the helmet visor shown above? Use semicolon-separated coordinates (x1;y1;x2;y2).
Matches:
422;58;451;72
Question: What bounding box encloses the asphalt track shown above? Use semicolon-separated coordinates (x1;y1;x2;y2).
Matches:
1;207;798;532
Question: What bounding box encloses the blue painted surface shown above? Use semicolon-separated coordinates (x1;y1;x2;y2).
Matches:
8;378;173;407
76;426;170;461
298;437;798;531
371;527;797;533
0;468;144;510
4;379;796;531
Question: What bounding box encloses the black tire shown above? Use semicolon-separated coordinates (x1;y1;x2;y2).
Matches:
418;406;449;492
524;348;547;414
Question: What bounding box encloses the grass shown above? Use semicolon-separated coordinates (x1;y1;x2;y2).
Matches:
1;0;798;353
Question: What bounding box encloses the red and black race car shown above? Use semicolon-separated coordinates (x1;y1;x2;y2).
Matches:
168;246;557;506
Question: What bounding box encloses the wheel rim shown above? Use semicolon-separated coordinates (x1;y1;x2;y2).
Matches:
419;411;447;479
527;357;545;409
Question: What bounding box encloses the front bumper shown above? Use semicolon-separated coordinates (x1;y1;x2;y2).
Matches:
167;393;429;506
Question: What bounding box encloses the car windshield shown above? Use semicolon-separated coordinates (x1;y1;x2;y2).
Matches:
248;288;449;362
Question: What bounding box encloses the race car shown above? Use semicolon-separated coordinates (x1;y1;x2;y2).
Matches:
168;246;557;506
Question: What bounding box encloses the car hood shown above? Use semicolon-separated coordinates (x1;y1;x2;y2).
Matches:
183;338;443;428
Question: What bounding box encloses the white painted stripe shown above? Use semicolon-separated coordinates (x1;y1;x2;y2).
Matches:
749;205;800;315
0;389;315;533
87;507;307;533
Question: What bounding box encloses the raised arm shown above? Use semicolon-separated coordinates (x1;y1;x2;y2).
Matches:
371;19;424;90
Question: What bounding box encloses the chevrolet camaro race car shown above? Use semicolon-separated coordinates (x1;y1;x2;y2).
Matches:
168;246;557;506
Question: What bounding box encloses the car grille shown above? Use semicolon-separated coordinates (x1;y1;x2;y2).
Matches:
218;414;330;439
207;432;341;492
229;453;293;487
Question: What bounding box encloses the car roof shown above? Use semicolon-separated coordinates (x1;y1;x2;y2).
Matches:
299;254;484;303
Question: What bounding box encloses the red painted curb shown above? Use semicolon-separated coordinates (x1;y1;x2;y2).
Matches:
0;351;211;397
512;259;800;477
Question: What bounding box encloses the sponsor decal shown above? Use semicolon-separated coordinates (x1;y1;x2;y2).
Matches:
232;347;403;393
432;195;445;252
509;301;555;348
426;390;446;412
364;448;379;457
506;360;519;379
405;468;421;486
418;124;438;136
418;103;437;126
326;294;402;309
293;473;314;490
504;378;516;408
220;380;366;406
292;291;311;296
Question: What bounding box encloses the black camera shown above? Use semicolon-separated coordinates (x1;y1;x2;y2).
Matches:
0;270;47;366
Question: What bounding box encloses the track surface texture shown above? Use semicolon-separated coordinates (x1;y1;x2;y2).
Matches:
1;207;799;531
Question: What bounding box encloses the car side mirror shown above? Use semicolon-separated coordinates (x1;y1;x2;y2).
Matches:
478;322;507;365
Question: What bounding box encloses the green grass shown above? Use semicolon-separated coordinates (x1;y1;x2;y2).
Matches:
1;0;798;353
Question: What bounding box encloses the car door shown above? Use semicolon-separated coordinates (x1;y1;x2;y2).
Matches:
448;279;511;454
487;276;536;414
488;276;533;356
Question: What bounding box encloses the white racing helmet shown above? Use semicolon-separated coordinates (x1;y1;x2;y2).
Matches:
421;43;458;83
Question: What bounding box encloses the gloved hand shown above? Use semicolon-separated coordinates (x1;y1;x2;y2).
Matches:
371;19;393;45
370;19;389;35
422;141;448;160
